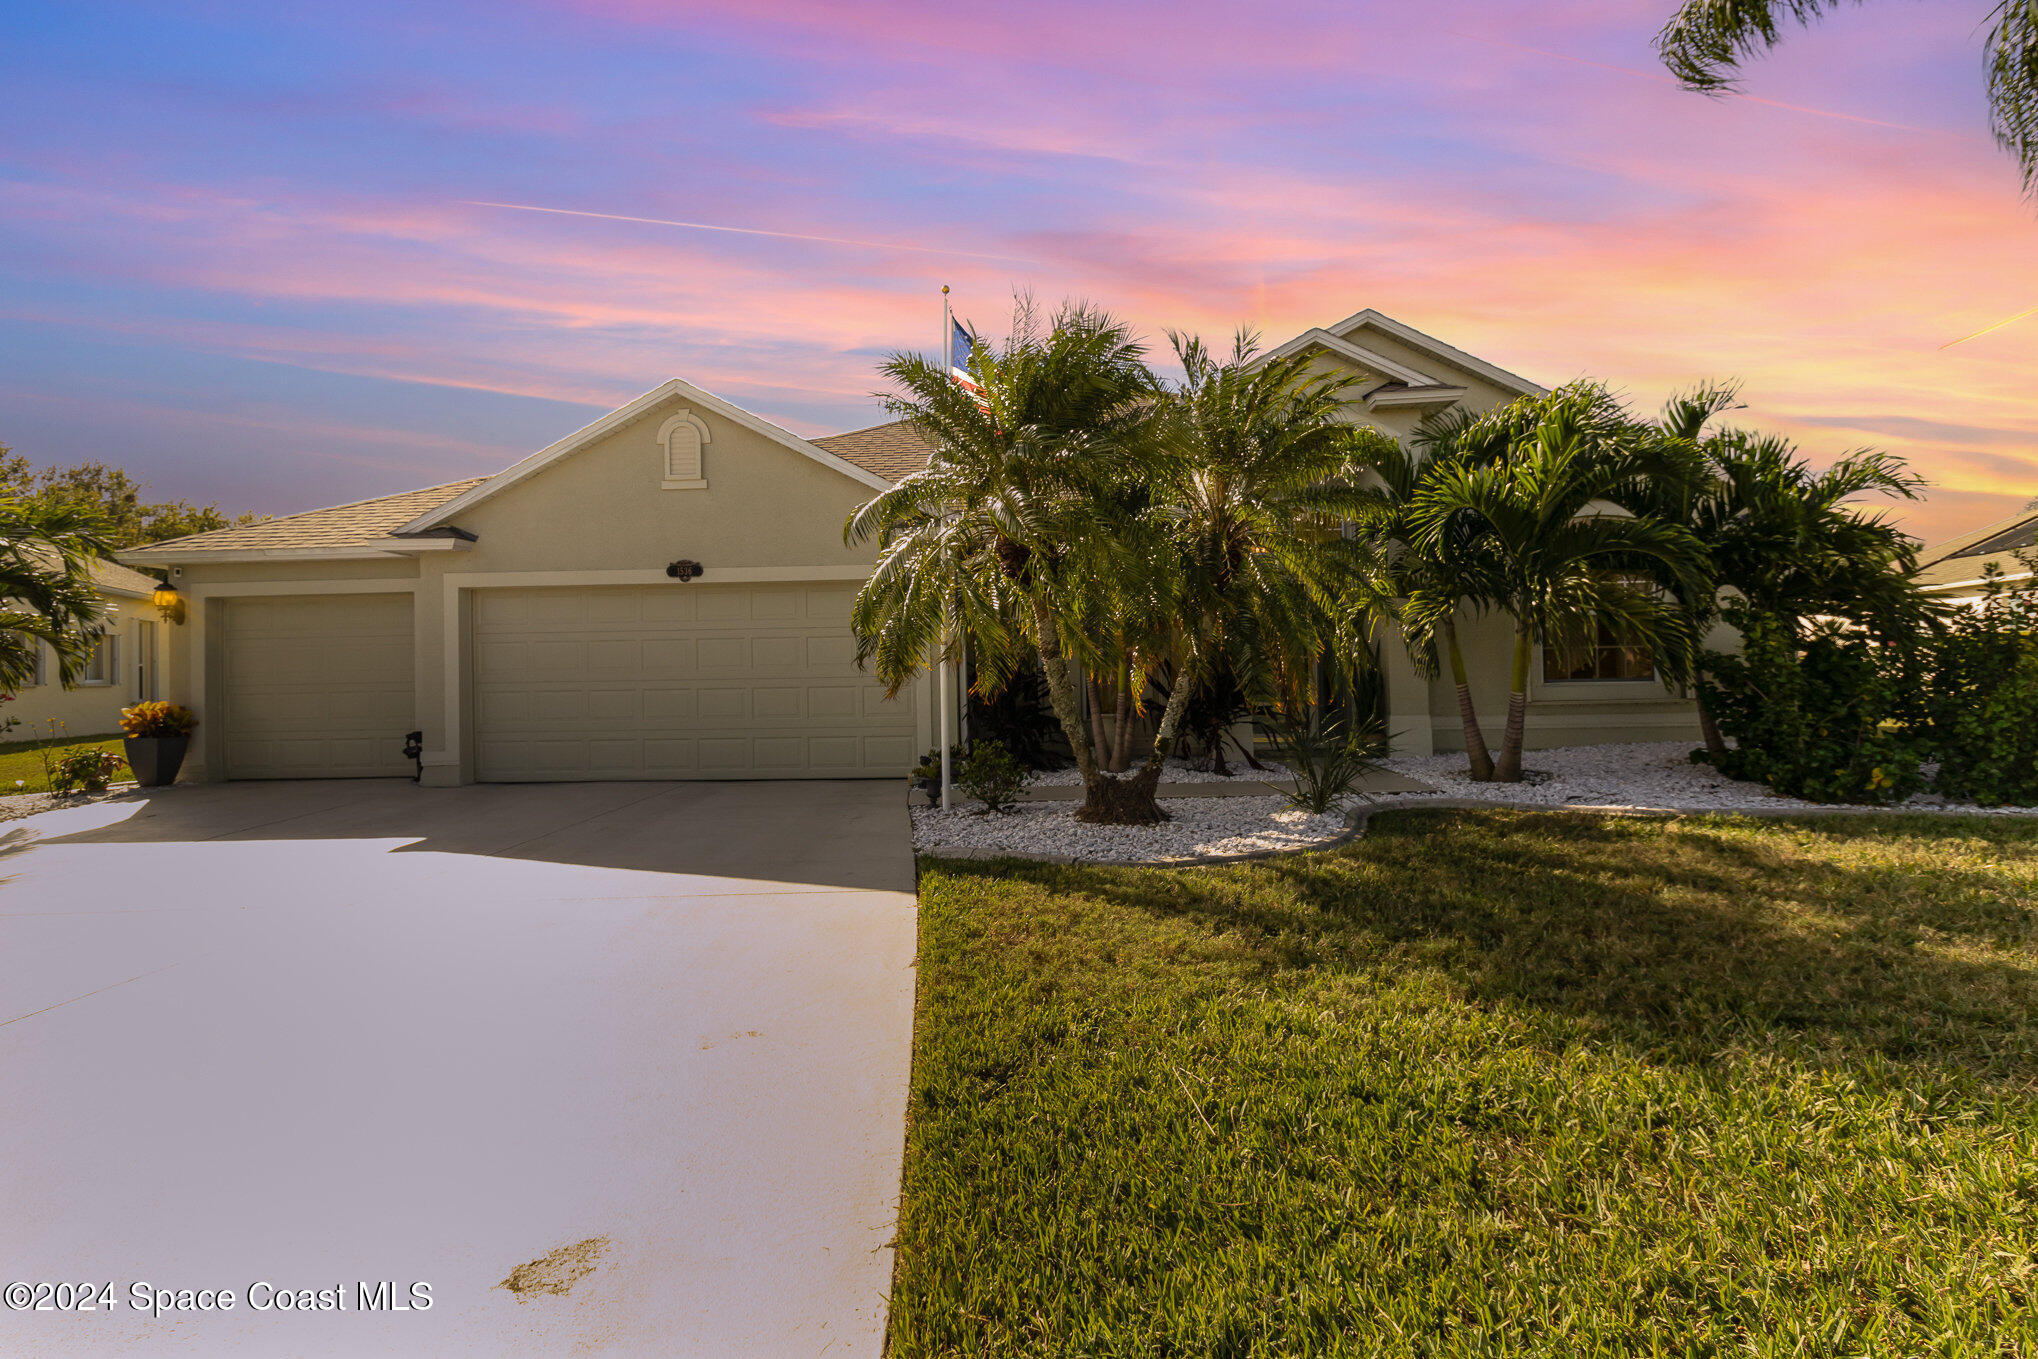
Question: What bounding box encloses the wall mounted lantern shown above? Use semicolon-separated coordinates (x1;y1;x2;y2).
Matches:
150;581;186;624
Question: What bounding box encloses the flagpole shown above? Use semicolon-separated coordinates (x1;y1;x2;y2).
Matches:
938;284;954;813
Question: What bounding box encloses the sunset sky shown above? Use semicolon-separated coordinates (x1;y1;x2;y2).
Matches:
4;0;2034;546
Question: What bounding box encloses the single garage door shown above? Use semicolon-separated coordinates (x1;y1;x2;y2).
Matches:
219;593;416;778
472;583;917;780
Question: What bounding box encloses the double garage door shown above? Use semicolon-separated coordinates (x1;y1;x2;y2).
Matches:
219;585;914;781
472;583;916;780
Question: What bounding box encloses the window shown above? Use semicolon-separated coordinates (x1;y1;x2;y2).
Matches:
81;631;118;685
26;642;45;688
1544;621;1655;683
658;411;710;489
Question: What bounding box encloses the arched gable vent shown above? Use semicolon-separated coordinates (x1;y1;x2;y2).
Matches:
657;410;712;489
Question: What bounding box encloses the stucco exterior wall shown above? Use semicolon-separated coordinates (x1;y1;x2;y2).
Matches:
148;391;928;786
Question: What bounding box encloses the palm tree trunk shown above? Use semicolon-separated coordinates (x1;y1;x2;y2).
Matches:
1696;681;1729;761
1029;596;1099;786
1492;623;1532;783
1087;673;1113;772
1442;618;1495;782
1109;655;1135;772
1077;653;1199;825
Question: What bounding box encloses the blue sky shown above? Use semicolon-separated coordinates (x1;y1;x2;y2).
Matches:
3;0;2033;542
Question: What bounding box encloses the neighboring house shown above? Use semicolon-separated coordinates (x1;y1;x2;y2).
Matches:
1915;506;2038;605
7;558;166;741
122;309;1700;783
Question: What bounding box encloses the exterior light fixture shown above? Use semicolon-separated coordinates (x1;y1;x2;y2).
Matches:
150;581;186;624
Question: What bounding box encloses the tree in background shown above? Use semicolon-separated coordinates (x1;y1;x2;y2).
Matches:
0;497;114;691
1658;0;2038;195
0;446;261;549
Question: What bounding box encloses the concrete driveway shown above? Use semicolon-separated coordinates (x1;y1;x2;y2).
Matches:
0;780;918;1358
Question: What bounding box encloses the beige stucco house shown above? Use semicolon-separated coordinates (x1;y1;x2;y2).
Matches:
7;558;167;741
123;309;1700;784
1915;507;2037;605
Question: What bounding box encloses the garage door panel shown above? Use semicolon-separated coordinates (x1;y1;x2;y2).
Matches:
473;584;914;780
221;593;414;780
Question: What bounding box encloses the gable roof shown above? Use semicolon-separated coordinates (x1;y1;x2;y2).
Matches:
88;558;163;597
1915;507;2038;591
123;479;486;563
1274;309;1545;399
398;378;892;534
811;420;935;483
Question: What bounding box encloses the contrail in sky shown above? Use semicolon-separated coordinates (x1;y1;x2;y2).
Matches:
1448;30;1942;134
460;200;1037;264
1940;304;2038;350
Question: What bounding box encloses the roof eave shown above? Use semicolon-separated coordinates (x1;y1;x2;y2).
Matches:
121;538;473;566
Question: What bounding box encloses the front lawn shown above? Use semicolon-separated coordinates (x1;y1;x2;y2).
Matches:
0;732;128;793
894;810;2038;1356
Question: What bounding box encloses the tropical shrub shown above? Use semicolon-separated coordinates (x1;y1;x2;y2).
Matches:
119;700;198;738
1255;710;1386;814
49;747;126;794
958;740;1026;814
1700;610;1925;804
1917;568;2038;807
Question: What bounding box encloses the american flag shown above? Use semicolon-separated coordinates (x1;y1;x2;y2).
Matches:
948;317;989;412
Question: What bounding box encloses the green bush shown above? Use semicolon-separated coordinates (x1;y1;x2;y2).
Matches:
957;740;1025;814
49;748;127;794
1919;567;2038;807
1700;609;1925;805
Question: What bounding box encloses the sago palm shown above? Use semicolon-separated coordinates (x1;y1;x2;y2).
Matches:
1409;385;1710;782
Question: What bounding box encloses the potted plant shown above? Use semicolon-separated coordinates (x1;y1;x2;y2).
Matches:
119;701;198;788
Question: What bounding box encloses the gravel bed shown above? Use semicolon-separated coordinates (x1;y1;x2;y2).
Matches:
1024;756;1289;787
1374;741;2038;816
914;740;2038;862
914;794;1353;862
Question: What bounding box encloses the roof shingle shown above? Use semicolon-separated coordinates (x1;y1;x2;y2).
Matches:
811;421;934;484
129;479;488;556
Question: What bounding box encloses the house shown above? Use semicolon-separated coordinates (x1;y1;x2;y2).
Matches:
1914;506;2037;605
7;558;167;740
122;309;1701;783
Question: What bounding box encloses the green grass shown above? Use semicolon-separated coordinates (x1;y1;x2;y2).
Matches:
893;810;2038;1357
0;732;127;793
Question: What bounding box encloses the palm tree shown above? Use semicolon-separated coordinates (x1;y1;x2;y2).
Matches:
845;300;1174;824
1409;385;1710;782
1705;433;1928;635
0;496;113;691
1657;0;2038;194
1353;410;1517;781
1129;330;1395;813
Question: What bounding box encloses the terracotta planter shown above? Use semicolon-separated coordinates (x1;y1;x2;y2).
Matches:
123;734;190;788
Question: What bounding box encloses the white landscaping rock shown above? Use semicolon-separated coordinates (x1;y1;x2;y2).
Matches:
912;741;2038;863
1375;741;2038;817
1024;756;1288;787
913;794;1353;862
